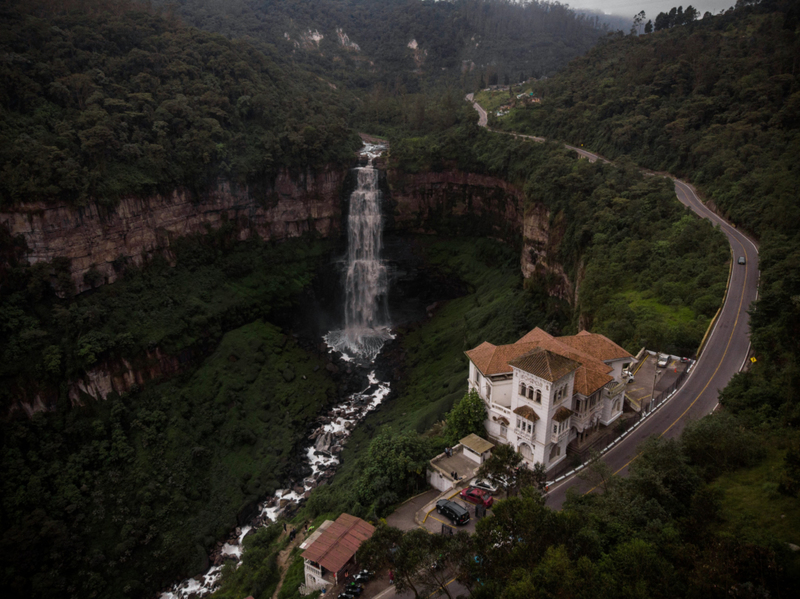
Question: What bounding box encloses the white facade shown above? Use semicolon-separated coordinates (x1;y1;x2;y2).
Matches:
467;330;631;472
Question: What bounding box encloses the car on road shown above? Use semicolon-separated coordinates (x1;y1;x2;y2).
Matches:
657;353;669;368
436;498;470;525
473;478;499;493
738;256;746;265
460;486;494;508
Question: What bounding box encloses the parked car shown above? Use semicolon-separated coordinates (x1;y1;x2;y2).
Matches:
352;570;371;584
657;353;669;368
436;498;470;525
738;256;746;265
473;478;499;493
460;486;494;508
622;369;635;383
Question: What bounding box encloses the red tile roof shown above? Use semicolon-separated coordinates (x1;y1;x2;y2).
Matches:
301;514;375;574
513;405;540;421
466;327;626;395
559;330;632;362
553;406;573;422
573;365;613;396
508;348;580;382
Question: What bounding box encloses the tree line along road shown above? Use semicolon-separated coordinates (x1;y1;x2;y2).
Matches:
466;96;761;509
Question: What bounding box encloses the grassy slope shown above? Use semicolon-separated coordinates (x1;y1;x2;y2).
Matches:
301;236;569;518
711;438;800;548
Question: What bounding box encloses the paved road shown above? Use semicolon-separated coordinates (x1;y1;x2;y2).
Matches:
466;97;761;508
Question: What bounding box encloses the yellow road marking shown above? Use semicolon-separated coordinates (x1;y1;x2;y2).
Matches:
427;577;458;598
584;192;752;488
429;515;457;529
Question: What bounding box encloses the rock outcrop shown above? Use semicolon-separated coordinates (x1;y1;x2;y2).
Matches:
387;169;572;301
0;166;347;293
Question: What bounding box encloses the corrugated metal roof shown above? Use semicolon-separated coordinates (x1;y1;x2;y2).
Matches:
301;514;375;574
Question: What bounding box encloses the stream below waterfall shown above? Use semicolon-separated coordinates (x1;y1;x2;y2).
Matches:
160;142;391;599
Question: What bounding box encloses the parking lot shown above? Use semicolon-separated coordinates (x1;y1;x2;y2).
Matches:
625;352;689;412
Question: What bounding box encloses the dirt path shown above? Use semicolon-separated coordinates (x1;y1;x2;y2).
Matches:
271;527;307;599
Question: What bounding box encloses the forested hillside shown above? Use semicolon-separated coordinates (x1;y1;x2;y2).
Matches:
155;0;609;92
497;0;800;428
0;0;359;207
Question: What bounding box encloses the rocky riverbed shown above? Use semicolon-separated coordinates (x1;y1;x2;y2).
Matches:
159;370;390;599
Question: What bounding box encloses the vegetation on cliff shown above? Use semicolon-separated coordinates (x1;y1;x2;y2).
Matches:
0;0;360;207
390;120;729;355
153;0;611;93
496;1;800;430
0;225;340;597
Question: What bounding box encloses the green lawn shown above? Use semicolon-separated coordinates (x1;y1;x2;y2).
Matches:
711;441;800;547
475;85;536;115
621;290;699;328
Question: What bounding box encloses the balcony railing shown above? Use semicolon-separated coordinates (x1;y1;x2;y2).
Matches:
551;427;570;444
491;403;512;416
516;428;533;442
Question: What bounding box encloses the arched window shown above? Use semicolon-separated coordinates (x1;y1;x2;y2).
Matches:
527;387;534;400
535;389;542;403
519;383;526;396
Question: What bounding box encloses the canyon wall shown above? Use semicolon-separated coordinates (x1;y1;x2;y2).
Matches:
0;166;347;294
3;164;575;417
387;169;573;301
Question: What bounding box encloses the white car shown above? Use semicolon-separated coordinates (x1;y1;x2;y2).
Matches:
622;369;635;383
657;353;669;368
473;478;499;494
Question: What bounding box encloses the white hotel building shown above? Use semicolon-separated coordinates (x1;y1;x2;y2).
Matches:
465;327;633;471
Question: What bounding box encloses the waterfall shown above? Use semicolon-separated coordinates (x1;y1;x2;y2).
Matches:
325;148;392;361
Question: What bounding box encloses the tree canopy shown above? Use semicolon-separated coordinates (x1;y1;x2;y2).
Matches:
0;0;360;208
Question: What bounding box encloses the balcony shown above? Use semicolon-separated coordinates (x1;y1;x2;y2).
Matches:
516;427;533;443
551;427;570;444
491;403;513;416
305;561;322;579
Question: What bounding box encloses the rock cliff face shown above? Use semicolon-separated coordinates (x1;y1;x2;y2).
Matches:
0;166;347;294
387;169;572;301
3;164;574;417
521;202;574;302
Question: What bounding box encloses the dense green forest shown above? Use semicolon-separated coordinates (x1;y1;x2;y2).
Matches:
388;118;729;355
2;1;798;599
154;0;610;92
0;0;360;207
355;421;796;599
0;226;343;596
495;0;800;426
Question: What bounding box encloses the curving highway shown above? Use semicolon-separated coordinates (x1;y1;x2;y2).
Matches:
466;95;761;508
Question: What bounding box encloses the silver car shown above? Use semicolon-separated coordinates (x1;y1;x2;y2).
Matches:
657;353;669;368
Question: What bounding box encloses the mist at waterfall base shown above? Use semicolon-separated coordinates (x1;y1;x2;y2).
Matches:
324;158;393;362
160;143;469;598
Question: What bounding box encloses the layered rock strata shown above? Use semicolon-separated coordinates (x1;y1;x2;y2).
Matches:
387;169;572;301
0;167;346;293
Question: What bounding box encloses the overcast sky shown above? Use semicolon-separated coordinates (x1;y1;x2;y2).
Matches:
564;0;738;19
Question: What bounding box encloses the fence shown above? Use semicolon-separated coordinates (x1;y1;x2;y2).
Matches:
546;363;690;483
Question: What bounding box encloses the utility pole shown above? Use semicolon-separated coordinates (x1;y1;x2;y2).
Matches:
651;365;661;413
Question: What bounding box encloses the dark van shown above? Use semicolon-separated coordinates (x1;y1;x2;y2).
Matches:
436;499;470;525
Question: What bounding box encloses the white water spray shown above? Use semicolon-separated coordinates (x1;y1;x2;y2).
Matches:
325;153;392;360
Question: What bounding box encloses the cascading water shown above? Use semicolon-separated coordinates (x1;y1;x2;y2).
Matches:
325;148;393;360
160;142;393;599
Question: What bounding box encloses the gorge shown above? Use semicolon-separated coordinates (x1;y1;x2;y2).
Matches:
4;2;791;598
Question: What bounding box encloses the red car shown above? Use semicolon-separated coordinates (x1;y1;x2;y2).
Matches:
459;486;494;508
